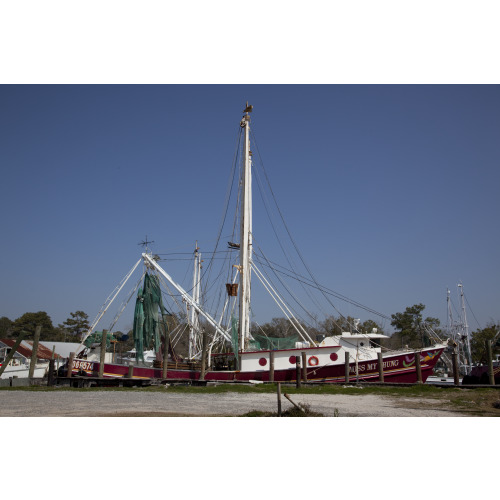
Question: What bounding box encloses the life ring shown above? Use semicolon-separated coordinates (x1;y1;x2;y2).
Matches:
308;356;319;367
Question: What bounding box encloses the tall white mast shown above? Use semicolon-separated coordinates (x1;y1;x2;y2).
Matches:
189;243;201;359
239;102;253;351
458;283;473;374
447;288;457;342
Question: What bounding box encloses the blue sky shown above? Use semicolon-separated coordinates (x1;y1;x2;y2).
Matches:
1;84;499;333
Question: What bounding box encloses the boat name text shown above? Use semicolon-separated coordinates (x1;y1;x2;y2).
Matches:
350;359;399;373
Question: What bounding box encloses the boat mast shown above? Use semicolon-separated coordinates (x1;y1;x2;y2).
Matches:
447;288;458;344
458;283;473;374
239;102;253;351
188;242;202;359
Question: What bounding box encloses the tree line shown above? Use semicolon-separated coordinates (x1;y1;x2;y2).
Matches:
1;311;99;342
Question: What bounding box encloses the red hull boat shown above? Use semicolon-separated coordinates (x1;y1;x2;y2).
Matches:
70;344;445;384
72;103;447;386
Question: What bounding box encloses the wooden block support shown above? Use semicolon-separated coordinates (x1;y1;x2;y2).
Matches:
486;340;495;385
67;352;75;378
29;325;42;379
269;351;275;383
301;351;307;382
344;352;350;383
415;351;422;384
377;351;384;383
99;329;107;378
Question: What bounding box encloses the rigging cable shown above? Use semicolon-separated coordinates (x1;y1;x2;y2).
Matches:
253;253;391;321
251;147;331;323
250;129;360;332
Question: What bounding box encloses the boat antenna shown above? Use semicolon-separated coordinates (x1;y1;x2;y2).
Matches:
139;235;155;254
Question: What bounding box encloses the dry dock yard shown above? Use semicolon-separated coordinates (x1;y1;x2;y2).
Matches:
1;383;500;416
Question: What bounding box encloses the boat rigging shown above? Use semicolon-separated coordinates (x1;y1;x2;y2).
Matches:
70;103;447;383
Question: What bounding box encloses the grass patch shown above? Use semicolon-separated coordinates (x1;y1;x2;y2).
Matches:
242;404;326;417
0;382;485;396
443;389;500;416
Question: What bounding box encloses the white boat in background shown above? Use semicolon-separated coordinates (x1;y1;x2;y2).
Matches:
0;358;48;379
0;339;51;379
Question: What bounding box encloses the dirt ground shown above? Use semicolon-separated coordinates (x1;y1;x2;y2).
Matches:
0;389;471;417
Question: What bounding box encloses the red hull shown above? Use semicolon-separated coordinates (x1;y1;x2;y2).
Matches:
71;347;445;384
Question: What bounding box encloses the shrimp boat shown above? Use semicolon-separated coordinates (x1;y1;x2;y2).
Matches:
70;104;446;383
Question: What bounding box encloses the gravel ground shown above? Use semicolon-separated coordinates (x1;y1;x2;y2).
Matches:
0;390;467;417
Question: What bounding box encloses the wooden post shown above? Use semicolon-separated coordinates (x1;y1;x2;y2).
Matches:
344;351;350;383
200;329;208;381
51;345;56;383
67;352;75;378
277;382;282;417
162;332;169;380
99;329;107;378
486;340;495;385
415;351;422;384
269;350;275;383
377;351;384;383
128;365;134;379
452;350;459;386
0;331;27;377
29;325;42;379
301;351;307;382
161;314;169;380
47;359;55;386
295;356;301;389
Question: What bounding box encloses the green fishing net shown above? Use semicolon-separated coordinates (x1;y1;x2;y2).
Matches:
133;273;167;362
249;334;299;351
84;331;115;349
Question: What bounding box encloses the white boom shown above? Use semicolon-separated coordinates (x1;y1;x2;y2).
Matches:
142;253;231;342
